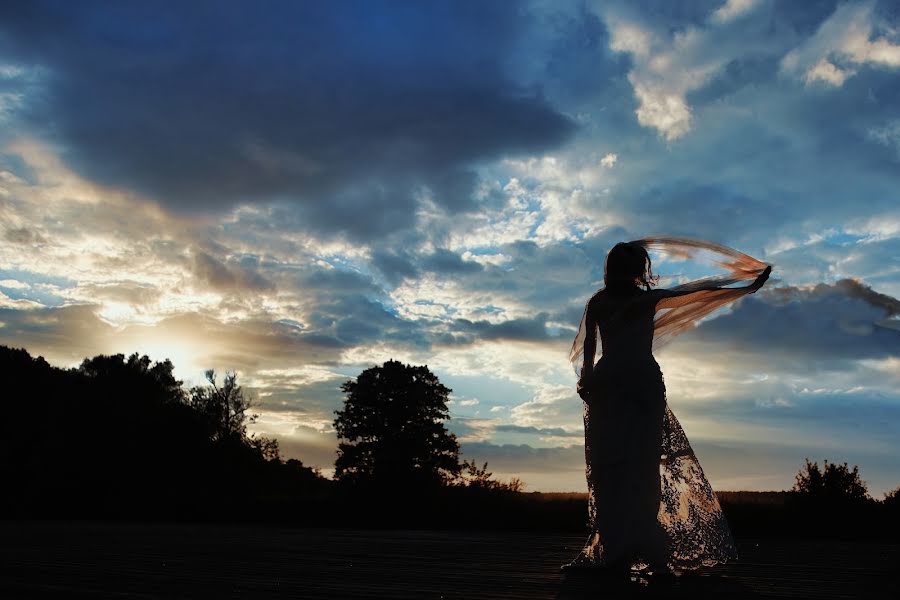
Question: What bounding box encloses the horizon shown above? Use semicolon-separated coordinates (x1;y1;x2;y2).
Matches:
0;0;898;497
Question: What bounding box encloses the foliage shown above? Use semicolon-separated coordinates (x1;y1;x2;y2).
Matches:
188;369;281;461
884;487;900;508
78;351;186;405
792;458;870;503
188;370;254;441
333;360;460;487
0;345;324;519
458;460;524;493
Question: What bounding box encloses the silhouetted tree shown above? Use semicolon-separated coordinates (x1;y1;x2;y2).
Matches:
884;487;900;508
793;458;870;503
189;369;281;460
458;459;524;492
0;345;334;519
189;370;255;442
79;352;185;405
251;435;281;461
333;360;460;487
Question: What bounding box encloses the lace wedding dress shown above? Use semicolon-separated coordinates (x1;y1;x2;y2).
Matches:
567;238;770;571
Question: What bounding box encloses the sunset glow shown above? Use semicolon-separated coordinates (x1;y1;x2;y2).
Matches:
1;0;898;496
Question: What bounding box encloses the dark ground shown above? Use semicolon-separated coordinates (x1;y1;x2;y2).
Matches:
1;522;897;599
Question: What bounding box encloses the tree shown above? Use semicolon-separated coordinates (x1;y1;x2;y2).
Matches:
793;458;870;503
458;460;525;493
188;370;280;460
189;370;255;443
333;360;460;487
78;352;185;406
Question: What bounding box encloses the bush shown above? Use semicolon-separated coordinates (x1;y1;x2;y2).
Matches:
792;458;870;503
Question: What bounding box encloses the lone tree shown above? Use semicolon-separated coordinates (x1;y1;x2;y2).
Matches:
333;360;461;487
793;458;870;503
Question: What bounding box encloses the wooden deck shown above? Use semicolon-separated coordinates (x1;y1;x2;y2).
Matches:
1;522;896;599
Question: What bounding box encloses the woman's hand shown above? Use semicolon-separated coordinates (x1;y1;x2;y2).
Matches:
577;381;589;401
577;373;591;401
750;265;772;293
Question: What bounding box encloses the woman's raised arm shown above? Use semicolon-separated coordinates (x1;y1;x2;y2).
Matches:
647;265;771;310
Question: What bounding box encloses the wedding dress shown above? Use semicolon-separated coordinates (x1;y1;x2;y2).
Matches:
567;237;770;571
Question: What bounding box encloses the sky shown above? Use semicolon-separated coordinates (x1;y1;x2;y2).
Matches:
0;0;898;495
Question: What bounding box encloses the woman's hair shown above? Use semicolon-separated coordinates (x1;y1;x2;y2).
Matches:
604;241;658;293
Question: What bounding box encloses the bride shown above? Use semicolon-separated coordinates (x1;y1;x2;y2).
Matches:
566;237;771;574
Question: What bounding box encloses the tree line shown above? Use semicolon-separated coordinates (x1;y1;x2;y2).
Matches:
1;344;896;538
0;346;518;523
0;345;325;519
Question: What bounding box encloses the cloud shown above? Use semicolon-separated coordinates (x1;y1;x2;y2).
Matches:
420;249;484;275
494;424;581;437
449;312;557;343
460;441;585;474
781;1;900;87
600;152;618;168
710;0;760;25
681;279;899;367
0;0;575;241
868;119;900;160
597;0;780;140
4;227;46;245
804;57;855;86
191;250;275;294
0;0;898;496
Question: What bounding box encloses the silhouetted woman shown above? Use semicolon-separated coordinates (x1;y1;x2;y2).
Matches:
566;238;771;574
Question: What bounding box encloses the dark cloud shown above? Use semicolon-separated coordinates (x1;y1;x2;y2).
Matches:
460;441;584;473
305;291;429;349
494;424;581;437
684;279;900;364
450;312;556;343
75;282;162;307
420;249;483;275
0;304;112;363
0;303;349;372
3;227;46;245
192;251;274;293
299;268;379;295
370;249;419;287
0;0;575;240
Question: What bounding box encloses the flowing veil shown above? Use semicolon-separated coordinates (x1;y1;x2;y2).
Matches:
570;237;770;369
568;237;769;570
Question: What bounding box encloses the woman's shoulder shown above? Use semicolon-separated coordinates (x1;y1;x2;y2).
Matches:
588;288;651;314
587;289;608;310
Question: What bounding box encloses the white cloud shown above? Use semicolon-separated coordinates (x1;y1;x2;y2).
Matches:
600;152;618;168
867;119;900;160
710;0;760;25
0;279;29;290
803;58;854;86
608;20;654;58
600;12;744;140
781;1;900;87
630;78;694;141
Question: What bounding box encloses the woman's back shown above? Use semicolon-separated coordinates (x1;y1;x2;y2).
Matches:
591;290;656;361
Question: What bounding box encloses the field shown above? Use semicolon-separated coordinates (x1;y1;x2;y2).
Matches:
1;521;896;599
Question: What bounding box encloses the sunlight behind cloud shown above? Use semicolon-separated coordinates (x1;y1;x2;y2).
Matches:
0;0;897;495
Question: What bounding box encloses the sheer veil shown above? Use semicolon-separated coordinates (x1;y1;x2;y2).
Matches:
569;237;769;371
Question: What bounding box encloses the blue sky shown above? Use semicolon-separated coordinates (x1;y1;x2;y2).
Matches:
0;0;898;494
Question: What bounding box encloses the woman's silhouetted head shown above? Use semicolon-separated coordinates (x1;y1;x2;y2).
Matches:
604;241;657;293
